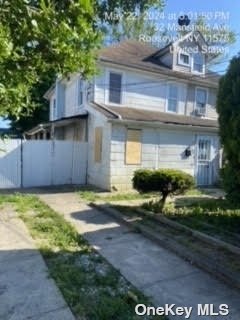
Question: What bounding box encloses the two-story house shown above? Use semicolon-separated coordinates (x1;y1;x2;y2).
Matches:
25;31;221;191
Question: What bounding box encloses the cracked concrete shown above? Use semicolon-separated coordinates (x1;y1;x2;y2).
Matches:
0;206;75;320
38;191;240;320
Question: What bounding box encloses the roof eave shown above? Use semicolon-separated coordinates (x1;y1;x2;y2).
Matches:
108;118;219;132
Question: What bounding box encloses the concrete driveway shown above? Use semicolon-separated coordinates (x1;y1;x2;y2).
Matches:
38;191;240;320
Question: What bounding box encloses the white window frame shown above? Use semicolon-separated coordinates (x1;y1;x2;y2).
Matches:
191;52;205;75
106;69;124;105
178;52;190;67
166;82;179;113
195;87;208;116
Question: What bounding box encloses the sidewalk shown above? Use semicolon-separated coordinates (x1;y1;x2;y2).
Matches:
0;206;75;320
38;191;240;320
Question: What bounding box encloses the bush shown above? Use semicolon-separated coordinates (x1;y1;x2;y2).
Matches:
133;169;195;211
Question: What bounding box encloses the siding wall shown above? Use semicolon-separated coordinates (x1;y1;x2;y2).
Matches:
110;124;219;191
86;105;111;190
95;66;218;119
64;75;85;118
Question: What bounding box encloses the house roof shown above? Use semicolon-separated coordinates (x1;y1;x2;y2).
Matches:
99;39;220;88
91;102;219;129
25;114;88;136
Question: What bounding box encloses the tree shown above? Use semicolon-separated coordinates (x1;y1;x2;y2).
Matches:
8;71;53;133
0;0;101;119
216;55;240;203
133;169;195;211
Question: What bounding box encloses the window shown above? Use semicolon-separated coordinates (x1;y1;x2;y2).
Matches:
78;78;83;106
196;88;207;115
94;127;103;163
167;84;178;113
178;53;190;66
125;129;142;165
109;72;122;104
193;53;204;73
53;98;57;118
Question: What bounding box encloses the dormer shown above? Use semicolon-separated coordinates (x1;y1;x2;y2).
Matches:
152;31;211;76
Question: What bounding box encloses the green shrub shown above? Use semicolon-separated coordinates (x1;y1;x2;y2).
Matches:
133;169;195;211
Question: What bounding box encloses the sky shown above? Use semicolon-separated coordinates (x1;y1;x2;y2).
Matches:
163;0;240;70
0;0;239;128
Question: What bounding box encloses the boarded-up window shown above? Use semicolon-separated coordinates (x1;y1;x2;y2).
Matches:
125;129;142;165
94;127;103;163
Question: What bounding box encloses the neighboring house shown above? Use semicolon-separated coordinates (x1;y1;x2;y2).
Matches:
25;31;221;191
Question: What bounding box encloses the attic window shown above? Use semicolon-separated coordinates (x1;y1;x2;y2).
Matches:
178;53;190;66
193;53;204;73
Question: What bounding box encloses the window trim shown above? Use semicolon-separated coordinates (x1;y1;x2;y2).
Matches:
178;52;190;67
166;82;179;114
106;69;124;105
195;87;208;116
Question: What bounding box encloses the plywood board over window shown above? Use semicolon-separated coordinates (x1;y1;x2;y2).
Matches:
94;127;103;163
125;129;142;165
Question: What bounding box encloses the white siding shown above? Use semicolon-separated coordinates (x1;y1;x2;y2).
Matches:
94;65;217;119
86;105;111;190
64;75;85;118
110;124;220;191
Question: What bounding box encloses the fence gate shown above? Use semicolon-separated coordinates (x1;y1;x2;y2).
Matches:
0;139;87;188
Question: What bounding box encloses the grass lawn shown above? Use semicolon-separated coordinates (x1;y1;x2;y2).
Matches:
0;194;164;320
77;187;210;203
78;189;155;203
138;196;240;246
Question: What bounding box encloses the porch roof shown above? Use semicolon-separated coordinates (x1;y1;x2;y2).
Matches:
91;102;219;129
25;114;88;136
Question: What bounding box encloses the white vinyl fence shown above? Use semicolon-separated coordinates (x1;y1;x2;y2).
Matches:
0;139;87;188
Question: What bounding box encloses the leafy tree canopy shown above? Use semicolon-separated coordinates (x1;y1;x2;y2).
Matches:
0;0;101;118
216;55;240;203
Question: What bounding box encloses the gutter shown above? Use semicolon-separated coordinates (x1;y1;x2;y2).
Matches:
108;118;219;133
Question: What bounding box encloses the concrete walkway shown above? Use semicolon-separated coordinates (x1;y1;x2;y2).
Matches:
38;191;240;320
0;206;75;320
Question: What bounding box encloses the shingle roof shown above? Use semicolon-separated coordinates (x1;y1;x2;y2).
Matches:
99;40;220;88
91;103;219;129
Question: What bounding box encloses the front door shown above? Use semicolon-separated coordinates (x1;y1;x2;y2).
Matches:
197;137;212;186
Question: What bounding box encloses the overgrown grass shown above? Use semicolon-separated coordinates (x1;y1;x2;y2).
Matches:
140;196;240;245
78;190;155;203
0;193;164;320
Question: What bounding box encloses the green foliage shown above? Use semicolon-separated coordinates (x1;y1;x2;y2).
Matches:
216;54;240;203
133;169;195;210
0;0;101;118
